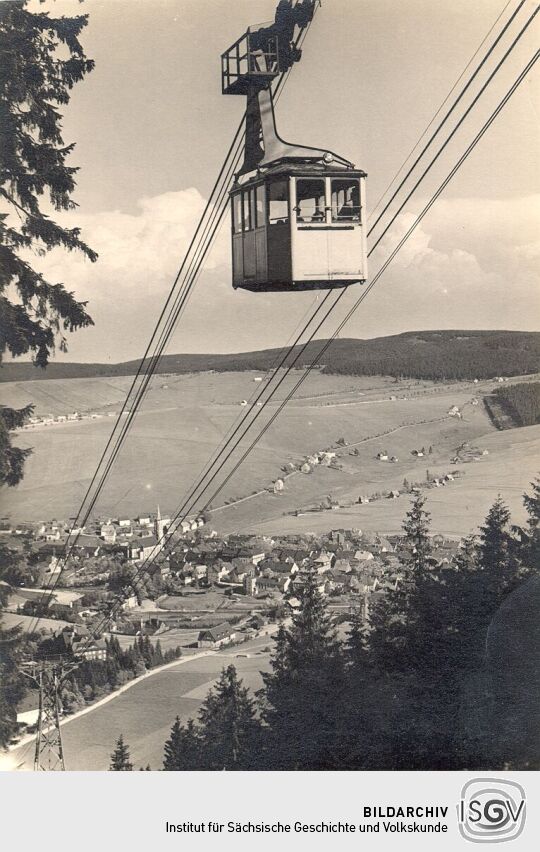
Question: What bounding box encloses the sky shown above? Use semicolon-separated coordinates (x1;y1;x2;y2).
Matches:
20;0;540;362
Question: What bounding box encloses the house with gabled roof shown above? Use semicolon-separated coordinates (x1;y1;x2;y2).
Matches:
197;623;236;648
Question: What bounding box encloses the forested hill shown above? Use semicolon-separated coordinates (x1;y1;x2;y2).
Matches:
2;330;539;383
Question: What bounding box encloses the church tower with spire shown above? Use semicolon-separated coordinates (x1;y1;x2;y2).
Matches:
154;505;165;542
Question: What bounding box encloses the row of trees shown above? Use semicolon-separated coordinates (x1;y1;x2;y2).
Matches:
112;480;539;771
60;635;182;710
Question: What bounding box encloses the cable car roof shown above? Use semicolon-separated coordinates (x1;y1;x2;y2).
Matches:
234;161;367;188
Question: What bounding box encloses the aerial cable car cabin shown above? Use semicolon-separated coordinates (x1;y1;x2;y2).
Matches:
221;0;368;293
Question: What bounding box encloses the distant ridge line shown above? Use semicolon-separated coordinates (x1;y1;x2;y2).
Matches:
1;330;539;384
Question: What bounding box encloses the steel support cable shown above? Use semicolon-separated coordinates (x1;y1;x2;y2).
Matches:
367;0;529;237
141;48;540;570
135;12;540;543
83;40;540;639
22;140;244;634
198;50;540;514
66;48;291;542
23;129;244;633
369;3;539;254
160;290;327;520
86;293;339;638
369;0;514;220
85;289;345;641
24;8;320;633
25;171;237;633
66;3;317;531
48;8;315;546
157;4;540;540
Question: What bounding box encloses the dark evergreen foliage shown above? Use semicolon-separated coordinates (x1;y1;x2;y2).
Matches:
0;545;33;748
156;487;540;771
261;572;348;769
0;0;96;485
163;717;201;771
494;382;540;427
109;734;133;771
162;667;261;770
2;331;539;383
197;665;261;770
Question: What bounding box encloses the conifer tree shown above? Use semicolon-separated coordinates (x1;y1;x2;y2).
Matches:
0;623;27;748
401;492;432;573
154;639;164;666
262;572;347;769
478;497;512;573
0;551;31;747
342;606;392;769
520;477;540;566
163;717;201;771
477;497;525;610
0;1;96;485
346;606;366;665
197;665;260;770
110;734;133;771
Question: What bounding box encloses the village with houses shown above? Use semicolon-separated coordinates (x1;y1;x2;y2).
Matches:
2;494;465;730
20;409;123;429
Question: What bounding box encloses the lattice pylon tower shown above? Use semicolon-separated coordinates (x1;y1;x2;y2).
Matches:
33;664;66;771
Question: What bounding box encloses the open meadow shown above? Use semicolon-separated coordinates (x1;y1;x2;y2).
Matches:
1;370;538;536
6;638;272;771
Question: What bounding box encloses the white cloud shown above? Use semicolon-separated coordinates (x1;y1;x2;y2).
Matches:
23;190;540;361
344;194;540;339
32;188;230;305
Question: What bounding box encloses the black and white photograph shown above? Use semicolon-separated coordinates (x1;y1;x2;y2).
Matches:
0;0;539;838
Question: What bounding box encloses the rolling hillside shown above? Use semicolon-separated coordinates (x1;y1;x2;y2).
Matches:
1;330;539;383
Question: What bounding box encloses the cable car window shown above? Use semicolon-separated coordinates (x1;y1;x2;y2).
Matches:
242;189;253;231
232;194;243;234
295;179;326;224
250;186;257;229
268;180;289;224
255;184;266;227
331;179;361;222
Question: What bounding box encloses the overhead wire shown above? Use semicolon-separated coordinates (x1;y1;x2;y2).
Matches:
103;41;540;621
137;0;539;553
86;44;540;645
196;49;540;514
368;0;529;237
369;0;514;220
23;4;320;634
369;2;539;254
130;3;540;556
31;4;537;656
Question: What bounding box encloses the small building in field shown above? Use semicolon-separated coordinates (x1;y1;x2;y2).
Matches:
197;623;236;649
